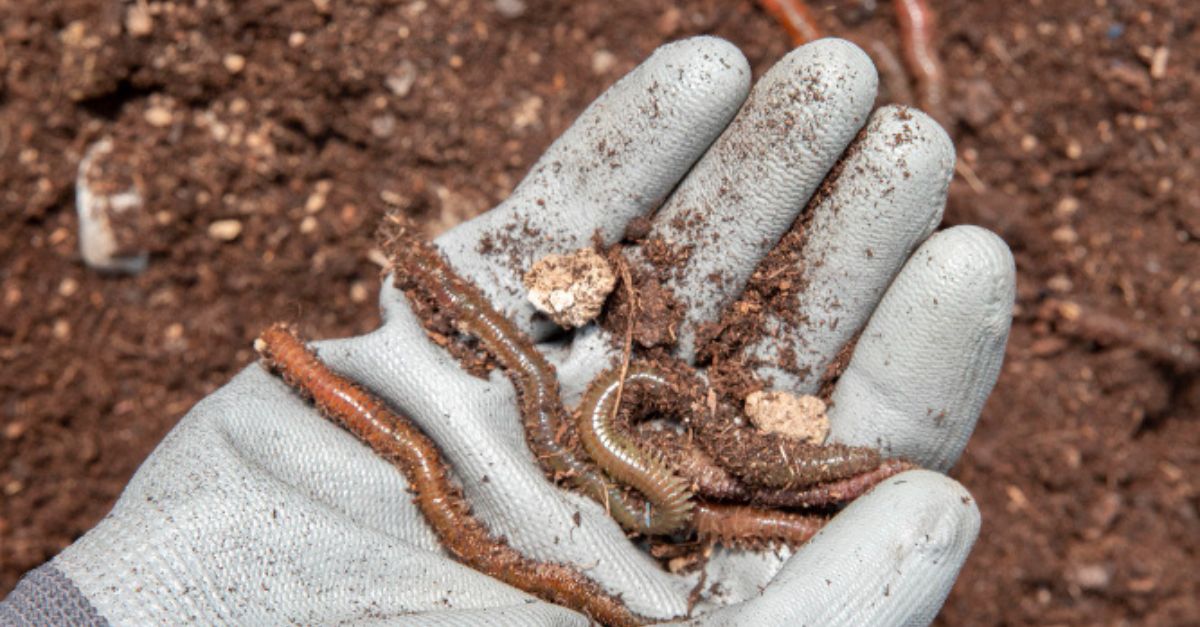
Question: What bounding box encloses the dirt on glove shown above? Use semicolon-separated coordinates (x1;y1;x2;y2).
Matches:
2;1;1197;625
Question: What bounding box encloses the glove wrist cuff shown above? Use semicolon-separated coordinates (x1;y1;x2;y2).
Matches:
0;564;108;626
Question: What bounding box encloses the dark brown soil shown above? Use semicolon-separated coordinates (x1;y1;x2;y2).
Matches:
2;1;1196;625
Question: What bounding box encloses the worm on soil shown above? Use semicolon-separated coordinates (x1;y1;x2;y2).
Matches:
756;0;947;125
895;0;947;124
255;323;647;627
756;0;823;45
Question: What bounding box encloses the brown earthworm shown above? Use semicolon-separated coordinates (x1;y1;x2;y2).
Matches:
638;428;912;508
393;234;680;535
577;364;694;534
255;324;645;627
895;0;947;124
756;0;823;45
693;502;826;548
689;400;883;490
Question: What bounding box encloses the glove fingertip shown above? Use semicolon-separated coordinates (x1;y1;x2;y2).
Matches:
698;470;978;626
652;35;752;98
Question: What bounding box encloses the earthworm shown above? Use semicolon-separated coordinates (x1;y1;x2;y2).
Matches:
756;0;823;45
894;0;947;124
255;324;645;627
392;233;679;535
638;428;912;508
693;502;826;548
577;364;694;534
689;401;883;490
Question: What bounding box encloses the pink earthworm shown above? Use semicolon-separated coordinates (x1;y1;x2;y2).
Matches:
895;0;947;123
693;502;826;548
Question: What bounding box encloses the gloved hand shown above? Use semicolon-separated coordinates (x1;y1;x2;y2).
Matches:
5;37;1014;625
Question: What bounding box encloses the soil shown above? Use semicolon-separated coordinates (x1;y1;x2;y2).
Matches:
2;0;1197;625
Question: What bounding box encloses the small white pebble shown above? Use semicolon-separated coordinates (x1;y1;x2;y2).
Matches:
304;192;326;213
1052;225;1078;244
76;139;149;274
524;248;615;328
386;60;418;97
208;219;243;241
1065;139;1082;159
125;5;153;37
1054;196;1080;218
744;391;829;443
1072;564;1110;591
511;95;543;131
591;50;617;75
58;278;79;298
1149;47;1169;79
494;0;526;18
144;106;173;127
223;53;246;74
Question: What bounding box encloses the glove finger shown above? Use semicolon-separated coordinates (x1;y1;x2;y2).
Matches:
317;290;692;619
745;105;953;394
692;470;979;626
634;38;877;361
436;36;751;340
828;226;1015;471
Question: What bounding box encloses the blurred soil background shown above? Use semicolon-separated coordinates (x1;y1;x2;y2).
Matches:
1;0;1197;624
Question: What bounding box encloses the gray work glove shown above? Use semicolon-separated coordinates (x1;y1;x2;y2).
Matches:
5;37;1014;625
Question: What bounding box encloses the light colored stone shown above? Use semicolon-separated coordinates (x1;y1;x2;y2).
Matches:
523;248;616;328
385;60;418;97
494;0;526;18
144;106;173;127
744;390;829;443
511;95;543;131
125;4;154;37
208;219;243;241
223;53;246;74
591;49;617;75
75;139;149;274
